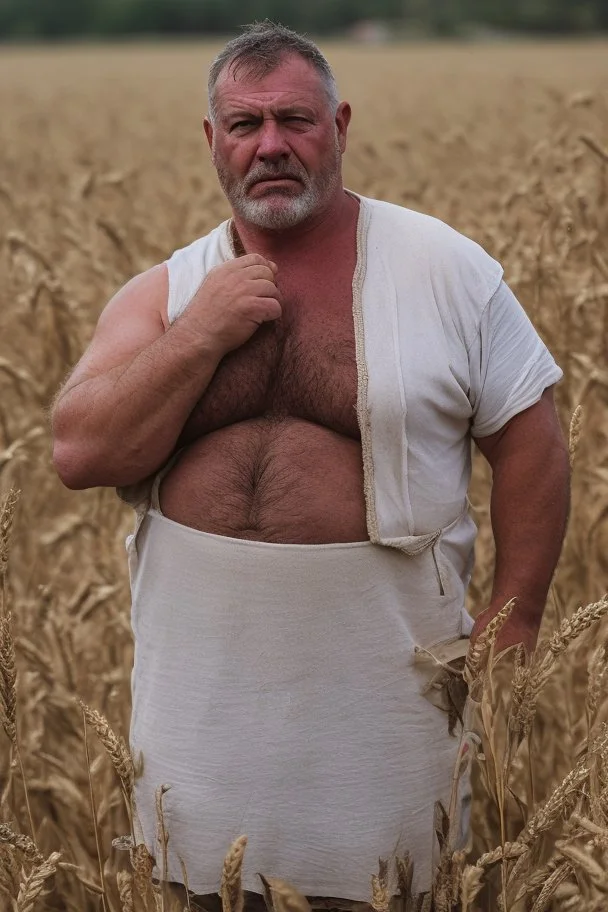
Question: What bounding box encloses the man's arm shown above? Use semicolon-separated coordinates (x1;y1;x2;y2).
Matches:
51;254;281;490
471;386;570;654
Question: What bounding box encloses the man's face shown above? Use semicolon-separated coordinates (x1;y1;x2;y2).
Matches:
205;54;351;230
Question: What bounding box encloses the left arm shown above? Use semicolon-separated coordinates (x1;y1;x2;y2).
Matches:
472;386;570;654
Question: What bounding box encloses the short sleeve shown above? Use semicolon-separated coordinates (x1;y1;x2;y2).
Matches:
468;281;563;438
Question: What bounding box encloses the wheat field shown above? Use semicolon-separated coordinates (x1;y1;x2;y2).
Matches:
0;40;607;911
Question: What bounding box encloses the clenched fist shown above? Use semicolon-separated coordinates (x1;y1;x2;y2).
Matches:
187;253;282;357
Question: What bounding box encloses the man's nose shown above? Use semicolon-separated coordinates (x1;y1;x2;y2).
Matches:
255;120;290;162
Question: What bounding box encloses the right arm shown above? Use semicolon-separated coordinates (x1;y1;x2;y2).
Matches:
51;254;281;489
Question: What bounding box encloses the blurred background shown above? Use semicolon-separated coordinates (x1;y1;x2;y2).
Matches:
0;0;607;42
0;0;607;908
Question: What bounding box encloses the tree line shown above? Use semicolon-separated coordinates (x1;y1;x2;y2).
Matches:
0;0;607;40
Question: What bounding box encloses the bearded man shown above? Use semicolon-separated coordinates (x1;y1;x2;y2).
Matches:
51;20;569;911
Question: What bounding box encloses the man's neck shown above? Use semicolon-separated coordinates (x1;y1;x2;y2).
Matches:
231;188;359;261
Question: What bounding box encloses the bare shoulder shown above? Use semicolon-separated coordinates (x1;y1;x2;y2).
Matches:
97;262;169;330
59;264;169;398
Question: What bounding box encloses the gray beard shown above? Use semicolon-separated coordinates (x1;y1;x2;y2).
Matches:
214;142;342;230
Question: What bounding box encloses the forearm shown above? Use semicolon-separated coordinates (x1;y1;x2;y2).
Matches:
480;425;570;649
491;447;569;620
52;320;221;487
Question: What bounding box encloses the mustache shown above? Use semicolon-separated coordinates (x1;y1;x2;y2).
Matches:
244;163;307;190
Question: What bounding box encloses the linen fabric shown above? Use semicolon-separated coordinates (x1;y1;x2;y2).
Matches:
130;494;464;898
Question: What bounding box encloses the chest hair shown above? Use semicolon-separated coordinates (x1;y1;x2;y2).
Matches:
180;292;360;443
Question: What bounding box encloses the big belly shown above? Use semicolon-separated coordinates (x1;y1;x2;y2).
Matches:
158;417;368;544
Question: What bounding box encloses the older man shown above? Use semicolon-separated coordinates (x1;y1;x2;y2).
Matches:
51;20;569;910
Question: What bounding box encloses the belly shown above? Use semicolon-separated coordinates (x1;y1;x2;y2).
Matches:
158;418;368;544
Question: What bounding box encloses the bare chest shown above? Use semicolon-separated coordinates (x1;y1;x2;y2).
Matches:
180;271;359;444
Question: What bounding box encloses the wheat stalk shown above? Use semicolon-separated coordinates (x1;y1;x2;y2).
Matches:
155;783;171;909
81;706;109;912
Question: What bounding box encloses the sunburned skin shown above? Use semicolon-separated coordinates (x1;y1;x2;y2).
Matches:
158;227;369;544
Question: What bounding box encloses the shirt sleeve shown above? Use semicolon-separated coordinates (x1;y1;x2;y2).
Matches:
468;280;563;438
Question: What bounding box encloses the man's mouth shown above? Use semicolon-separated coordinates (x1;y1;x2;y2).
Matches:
247;175;302;190
256;177;299;184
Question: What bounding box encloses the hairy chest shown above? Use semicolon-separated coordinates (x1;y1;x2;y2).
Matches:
179;283;360;444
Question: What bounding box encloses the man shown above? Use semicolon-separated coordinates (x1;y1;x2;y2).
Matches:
51;20;569;910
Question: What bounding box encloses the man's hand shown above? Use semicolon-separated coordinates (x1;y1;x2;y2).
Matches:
470;598;542;656
189;254;282;357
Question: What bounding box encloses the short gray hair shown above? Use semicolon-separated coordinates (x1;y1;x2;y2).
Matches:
207;21;339;122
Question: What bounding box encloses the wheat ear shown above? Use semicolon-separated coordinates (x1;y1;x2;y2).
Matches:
117;871;135;912
371;857;390;912
460;865;484;912
530;863;574;912
257;875;311;912
0;611;35;839
568;405;583;468
519;726;608;848
514;597;608;736
0;613;17;744
0;489;19;612
465;599;516;683
220;835;247;912
16;851;61;912
129;842;156;905
0;824;42;864
78;700;134;806
586;644;607;731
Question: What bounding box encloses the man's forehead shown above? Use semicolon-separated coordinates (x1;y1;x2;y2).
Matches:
214;55;327;109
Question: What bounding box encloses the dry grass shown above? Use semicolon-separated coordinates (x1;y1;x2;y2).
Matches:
0;39;606;911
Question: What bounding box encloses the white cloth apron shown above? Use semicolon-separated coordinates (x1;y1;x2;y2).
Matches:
129;470;465;898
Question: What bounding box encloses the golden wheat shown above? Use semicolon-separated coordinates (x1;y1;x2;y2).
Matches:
0;38;606;912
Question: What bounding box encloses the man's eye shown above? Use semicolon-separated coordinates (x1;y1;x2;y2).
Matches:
230;121;256;131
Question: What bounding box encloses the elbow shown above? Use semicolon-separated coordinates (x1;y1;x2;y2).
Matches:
52;436;158;489
52;439;100;490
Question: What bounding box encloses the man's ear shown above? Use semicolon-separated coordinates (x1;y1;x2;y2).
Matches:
203;117;214;156
335;102;352;155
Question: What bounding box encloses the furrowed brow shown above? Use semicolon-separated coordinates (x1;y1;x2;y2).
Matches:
274;104;316;118
222;108;261;124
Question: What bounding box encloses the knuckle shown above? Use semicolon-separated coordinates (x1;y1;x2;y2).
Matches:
242;253;266;266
